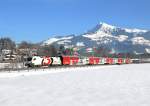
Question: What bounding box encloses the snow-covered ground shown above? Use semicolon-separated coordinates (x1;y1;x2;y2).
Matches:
0;64;150;106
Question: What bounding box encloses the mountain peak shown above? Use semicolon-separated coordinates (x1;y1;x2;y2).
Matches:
99;22;116;29
87;22;116;34
95;22;149;34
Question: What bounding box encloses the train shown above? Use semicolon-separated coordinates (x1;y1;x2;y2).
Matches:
25;56;132;67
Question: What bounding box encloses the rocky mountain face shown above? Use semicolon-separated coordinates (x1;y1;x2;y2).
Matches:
42;22;150;54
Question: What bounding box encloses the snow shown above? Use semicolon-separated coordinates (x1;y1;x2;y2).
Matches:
82;30;113;42
131;37;150;46
0;64;150;106
43;38;59;45
125;28;148;33
117;35;128;42
145;48;150;53
99;22;116;32
82;22;115;41
98;22;148;34
76;42;85;47
83;33;128;43
83;31;109;38
99;22;148;34
57;40;71;45
42;36;73;45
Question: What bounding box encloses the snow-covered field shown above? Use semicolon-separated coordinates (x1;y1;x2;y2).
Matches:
0;64;150;106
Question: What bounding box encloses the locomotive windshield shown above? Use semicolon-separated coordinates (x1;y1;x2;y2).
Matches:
27;57;32;61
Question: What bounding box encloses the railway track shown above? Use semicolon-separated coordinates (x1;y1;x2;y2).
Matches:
0;64;118;72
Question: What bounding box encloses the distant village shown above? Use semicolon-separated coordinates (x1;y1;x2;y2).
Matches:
0;37;58;63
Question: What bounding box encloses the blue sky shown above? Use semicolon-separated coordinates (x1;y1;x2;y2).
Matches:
0;0;150;43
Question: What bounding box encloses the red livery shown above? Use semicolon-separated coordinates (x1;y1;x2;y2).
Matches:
62;56;79;65
26;56;132;67
89;57;100;65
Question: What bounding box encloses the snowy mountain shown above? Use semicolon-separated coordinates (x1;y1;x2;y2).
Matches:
42;22;150;54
